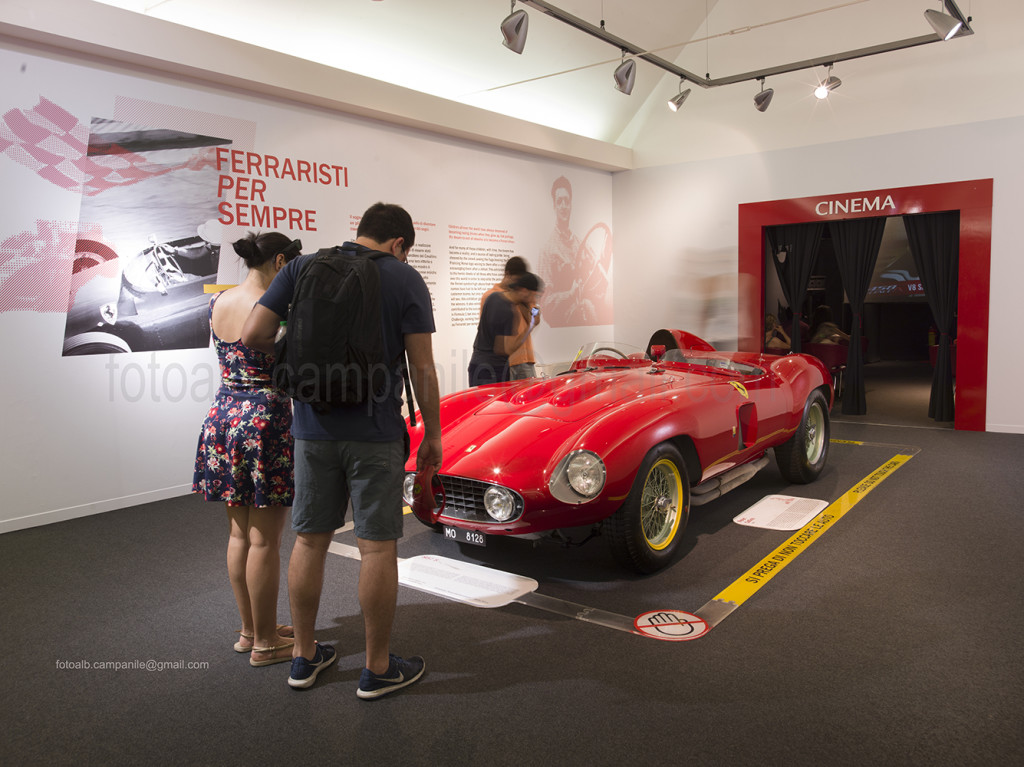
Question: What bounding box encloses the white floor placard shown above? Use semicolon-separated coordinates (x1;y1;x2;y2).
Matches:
733;495;829;531
397;555;539;608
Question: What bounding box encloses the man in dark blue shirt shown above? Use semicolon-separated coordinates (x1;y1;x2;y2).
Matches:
242;203;441;698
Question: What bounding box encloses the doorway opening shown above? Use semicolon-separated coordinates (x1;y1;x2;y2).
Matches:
764;218;945;428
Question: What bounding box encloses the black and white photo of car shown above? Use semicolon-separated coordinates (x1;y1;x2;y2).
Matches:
63;232;219;355
61;118;231;355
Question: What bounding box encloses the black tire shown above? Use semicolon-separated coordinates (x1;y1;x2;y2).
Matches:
774;388;830;484
62;332;131;355
606;443;690;574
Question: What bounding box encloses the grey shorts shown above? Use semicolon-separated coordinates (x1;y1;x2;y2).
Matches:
509;362;537;380
292;439;406;540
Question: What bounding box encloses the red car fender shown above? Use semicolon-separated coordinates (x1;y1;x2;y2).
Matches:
406;383;509;462
563;383;729;496
766;353;834;426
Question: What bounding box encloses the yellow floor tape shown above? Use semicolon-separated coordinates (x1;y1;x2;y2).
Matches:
694;449;917;629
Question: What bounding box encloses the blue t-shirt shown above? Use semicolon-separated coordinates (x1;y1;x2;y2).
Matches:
259;242;435;442
470;291;515;371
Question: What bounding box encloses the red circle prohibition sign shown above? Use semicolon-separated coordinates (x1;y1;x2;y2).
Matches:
634;610;710;642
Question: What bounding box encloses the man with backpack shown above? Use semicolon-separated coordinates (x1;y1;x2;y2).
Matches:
242;202;442;697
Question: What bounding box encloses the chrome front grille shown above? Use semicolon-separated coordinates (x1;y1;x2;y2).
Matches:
438;475;524;524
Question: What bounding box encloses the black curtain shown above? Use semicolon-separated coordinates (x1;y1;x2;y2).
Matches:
766;223;823;353
903;211;959;422
828;217;885;414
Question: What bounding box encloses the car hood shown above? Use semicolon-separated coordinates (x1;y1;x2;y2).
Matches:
439;368;724;483
476;369;679;422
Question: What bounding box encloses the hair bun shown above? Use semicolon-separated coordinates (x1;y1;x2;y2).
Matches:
231;235;258;264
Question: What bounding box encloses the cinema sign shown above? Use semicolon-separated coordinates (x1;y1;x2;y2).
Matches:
815;195;897;216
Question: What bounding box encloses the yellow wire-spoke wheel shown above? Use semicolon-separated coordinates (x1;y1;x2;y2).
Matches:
640;458;684;550
606;442;691;573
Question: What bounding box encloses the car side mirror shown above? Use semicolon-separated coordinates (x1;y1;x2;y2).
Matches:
650;344;666;362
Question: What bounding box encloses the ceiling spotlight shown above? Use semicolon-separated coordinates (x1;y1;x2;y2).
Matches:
753;79;774;112
924;7;963;40
613;56;636;95
814;65;842;99
668;81;691;112
501;3;529;54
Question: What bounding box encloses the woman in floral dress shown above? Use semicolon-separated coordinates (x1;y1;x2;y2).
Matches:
193;231;300;667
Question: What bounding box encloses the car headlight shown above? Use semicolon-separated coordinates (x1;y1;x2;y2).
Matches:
402;473;417;506
566;451;606;497
549;450;606;504
483;485;516;522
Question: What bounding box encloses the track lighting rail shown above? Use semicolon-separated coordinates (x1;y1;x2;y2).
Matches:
518;0;973;90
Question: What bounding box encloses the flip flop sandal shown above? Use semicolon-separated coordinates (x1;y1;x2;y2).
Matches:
234;624;294;653
249;642;295;667
234;632;254;654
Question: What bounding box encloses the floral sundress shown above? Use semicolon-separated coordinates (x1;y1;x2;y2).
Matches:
192;293;294;507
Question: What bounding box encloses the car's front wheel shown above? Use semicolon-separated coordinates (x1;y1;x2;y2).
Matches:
606;443;690;574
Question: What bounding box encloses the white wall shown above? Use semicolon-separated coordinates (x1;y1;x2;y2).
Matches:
612;117;1024;434
0;39;612;533
2;1;1023;536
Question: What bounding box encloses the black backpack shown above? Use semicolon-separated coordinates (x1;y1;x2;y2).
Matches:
272;245;413;418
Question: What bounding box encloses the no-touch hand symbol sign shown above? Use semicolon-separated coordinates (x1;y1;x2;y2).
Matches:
634;610;710;641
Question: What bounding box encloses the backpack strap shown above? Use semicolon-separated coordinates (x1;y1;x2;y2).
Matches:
294;249;328;295
401;357;416;428
341;246;419;427
282;251;325;325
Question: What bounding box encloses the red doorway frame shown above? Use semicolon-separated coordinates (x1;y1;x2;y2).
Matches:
738;179;992;432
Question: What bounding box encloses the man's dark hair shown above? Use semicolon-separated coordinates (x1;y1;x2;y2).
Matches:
511;272;541;292
503;256;528;277
551;176;572;201
356;202;416;249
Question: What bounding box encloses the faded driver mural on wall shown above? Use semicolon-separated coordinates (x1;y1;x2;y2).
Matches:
538;175;613;328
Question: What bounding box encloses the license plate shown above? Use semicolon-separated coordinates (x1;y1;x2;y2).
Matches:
443;526;486;547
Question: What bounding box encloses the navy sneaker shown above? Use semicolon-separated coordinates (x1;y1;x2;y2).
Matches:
288;643;337;689
357;654;425;699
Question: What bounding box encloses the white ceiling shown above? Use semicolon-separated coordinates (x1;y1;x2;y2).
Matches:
89;1;992;153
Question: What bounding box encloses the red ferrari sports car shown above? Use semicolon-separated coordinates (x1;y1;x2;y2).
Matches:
404;329;833;573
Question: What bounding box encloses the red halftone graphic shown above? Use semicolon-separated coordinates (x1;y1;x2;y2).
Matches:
0;221;103;313
1;98;90;192
1;97;225;196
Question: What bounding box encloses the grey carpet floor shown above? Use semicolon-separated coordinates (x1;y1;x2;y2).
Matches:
2;412;1021;766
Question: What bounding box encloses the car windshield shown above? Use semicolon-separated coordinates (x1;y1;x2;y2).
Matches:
667;354;766;376
572;342;651;369
571;341;765;376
